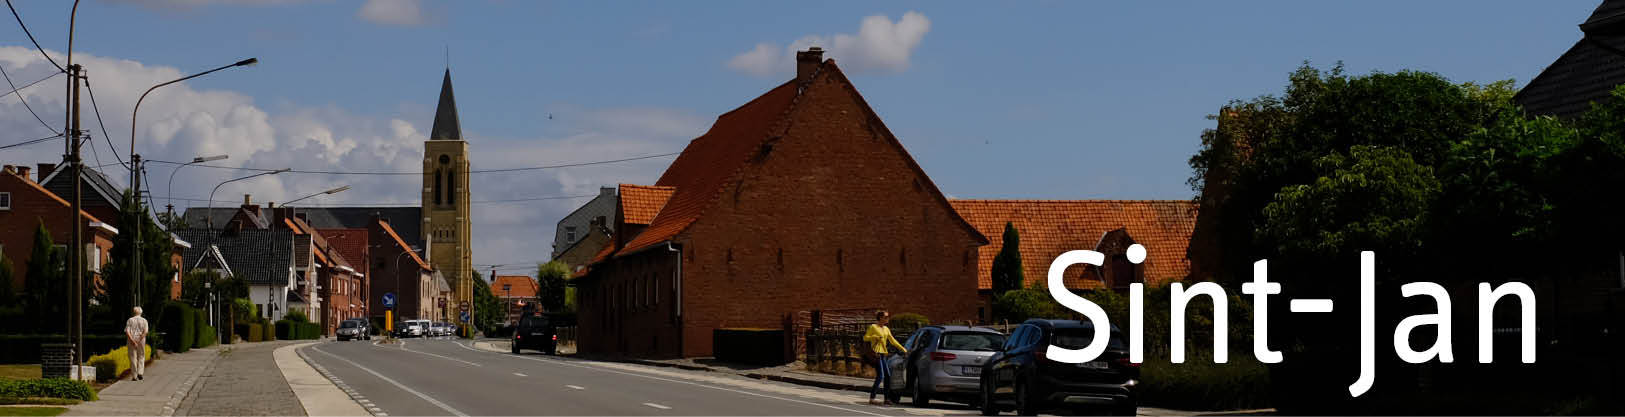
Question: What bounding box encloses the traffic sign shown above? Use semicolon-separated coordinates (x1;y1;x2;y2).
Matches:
459;303;469;312
460;311;471;323
382;292;396;308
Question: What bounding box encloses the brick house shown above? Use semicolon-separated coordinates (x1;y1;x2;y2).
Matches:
368;217;437;323
0;166;119;295
576;48;988;358
492;275;539;325
553;186;617;260
948;200;1198;322
321;228;371;328
1513;0;1625;119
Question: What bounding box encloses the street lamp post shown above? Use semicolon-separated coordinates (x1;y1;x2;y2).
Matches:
167;154;229;214
130;58;257;314
206;168;290;234
392;248;421;338
284;185;351;206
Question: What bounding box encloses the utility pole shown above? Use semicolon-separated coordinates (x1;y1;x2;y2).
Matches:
131;153;142;312
66;63;83;365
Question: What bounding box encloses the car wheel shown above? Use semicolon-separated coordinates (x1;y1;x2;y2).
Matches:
910;374;930;407
978;377;999;416
511;342;521;354
1015;379;1036;416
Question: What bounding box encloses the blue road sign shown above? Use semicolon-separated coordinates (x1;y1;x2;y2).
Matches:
460;311;471;322
382;292;396;308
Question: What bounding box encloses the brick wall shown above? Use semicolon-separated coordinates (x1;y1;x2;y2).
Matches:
577;249;683;357
674;74;984;358
0;171;116;295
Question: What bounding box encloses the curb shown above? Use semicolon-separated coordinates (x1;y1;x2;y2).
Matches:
161;348;220;417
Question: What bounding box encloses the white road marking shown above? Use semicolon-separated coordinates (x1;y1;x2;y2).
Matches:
450;340;884;416
399;344;483;367
311;345;469;417
565;385;585;390
513;372;527;377
643;402;672;410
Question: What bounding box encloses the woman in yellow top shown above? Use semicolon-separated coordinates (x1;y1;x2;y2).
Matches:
864;310;908;405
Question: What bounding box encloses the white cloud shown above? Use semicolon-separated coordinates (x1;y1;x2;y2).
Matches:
727;11;931;77
357;0;426;26
0;46;702;276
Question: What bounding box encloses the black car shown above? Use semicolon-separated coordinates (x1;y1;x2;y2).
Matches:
511;315;556;354
336;318;371;341
979;319;1138;416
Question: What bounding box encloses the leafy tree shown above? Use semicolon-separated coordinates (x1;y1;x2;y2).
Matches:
991;288;1066;323
0;253;15;305
100;191;179;330
990;222;1024;294
536;261;569;312
470;270;502;334
25;220;67;334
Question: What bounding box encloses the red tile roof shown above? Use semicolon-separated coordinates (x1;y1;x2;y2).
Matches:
1;170;106;225
378;220;431;271
618;184;675;225
492;275;538;299
949;200;1197;290
615;59;985;256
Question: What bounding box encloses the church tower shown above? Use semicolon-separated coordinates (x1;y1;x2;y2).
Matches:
423;68;472;327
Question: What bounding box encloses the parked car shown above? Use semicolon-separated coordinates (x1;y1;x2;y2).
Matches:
510;315;556;354
886;325;1007;406
336;319;371;341
979;319;1138;416
435;321;452;337
400;319;430;338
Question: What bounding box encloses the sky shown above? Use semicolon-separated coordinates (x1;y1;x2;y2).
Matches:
0;0;1603;277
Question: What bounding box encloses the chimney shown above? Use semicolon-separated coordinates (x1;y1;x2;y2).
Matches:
796;47;824;83
37;163;55;181
16;166;29;181
2;165;13;175
600;186;615;197
244;194;253;206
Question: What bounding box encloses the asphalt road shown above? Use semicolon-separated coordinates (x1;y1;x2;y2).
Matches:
302;338;955;416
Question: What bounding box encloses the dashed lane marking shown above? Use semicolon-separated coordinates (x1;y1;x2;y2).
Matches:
311;344;469;417
643;403;672;410
513;372;527;377
565;384;585;390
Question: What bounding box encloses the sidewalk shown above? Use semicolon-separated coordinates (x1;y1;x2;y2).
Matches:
65;347;219;417
172;340;307;416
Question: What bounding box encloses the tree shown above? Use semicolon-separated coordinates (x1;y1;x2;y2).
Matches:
536;261;569;312
990;222;1024;294
25;220;67;334
100;191;179;329
0;253;15;305
470;270;502;334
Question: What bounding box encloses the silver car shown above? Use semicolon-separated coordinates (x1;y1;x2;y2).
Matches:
887;325;1007;406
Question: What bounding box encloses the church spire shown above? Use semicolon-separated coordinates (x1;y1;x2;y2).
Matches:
429;68;462;141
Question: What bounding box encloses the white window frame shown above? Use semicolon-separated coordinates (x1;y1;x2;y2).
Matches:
0;192;11;210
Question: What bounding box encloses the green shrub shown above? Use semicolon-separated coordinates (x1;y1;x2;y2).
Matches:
0;335;129;364
284;309;309;323
992;288;1069;323
260;319;275;341
1084;282;1272;410
275;320;290;340
0;379;97;401
237;323;263;343
159;301;195;353
191;309;213;348
88;358;116;382
889;313;929;329
84;345;152;382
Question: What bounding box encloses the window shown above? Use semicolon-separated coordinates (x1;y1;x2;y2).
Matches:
0;192;10;210
86;244;100;273
566;226;576;243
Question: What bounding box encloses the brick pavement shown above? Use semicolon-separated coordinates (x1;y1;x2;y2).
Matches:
174;341;307;416
65;347;218;416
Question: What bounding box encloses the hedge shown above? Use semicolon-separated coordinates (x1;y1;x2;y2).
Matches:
0;379;97;401
235;323;263;343
0;335;128;364
275;320;320;340
159;301;195;353
713;328;787;365
85;345;152;382
192;309;216;348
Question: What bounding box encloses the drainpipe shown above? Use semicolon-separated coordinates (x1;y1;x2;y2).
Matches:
667;242;682;353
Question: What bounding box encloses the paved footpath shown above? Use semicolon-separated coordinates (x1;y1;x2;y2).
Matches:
65;347;219;416
174;341;308;416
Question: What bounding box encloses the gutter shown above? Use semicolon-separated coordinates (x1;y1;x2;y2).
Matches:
88;221;118;236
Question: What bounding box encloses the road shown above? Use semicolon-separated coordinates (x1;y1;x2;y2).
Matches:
301;338;967;416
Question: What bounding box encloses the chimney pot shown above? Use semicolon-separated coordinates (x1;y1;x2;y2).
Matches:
37;163;55;182
244;194;253;206
16;166;29;180
2;165;13;175
796;47;824;83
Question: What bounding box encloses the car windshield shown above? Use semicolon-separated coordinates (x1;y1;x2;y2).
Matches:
1050;327;1126;350
340;321;359;328
940;332;1004;351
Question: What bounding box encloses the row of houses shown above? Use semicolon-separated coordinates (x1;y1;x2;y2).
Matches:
550;48;1200;359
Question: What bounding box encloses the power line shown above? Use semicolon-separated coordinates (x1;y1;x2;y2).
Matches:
0;68;55;98
164;193;598;206
5;0;65;72
82;77;129;171
0;133;63;150
144;151;681;176
0;64;59;134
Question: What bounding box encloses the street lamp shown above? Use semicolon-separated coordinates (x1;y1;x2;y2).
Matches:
167;154;229;213
129;58;257;320
284;185;350;206
206;168;290;233
391;247;423;338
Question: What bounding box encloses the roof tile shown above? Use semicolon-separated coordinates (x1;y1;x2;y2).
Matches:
618;184;675;225
949;200;1198;290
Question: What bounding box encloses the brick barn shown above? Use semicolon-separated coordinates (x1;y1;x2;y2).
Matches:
576;48;988;358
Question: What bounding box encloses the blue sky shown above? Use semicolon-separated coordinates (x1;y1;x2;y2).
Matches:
0;0;1601;273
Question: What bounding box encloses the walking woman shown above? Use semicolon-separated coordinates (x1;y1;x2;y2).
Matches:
864;310;908;405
